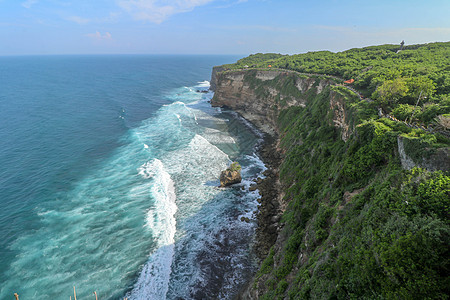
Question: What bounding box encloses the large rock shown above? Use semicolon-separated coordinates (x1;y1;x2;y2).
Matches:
220;162;242;187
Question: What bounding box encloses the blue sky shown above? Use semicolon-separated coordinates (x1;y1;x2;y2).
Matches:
0;0;449;55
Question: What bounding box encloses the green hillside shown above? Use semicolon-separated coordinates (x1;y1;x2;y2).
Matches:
225;42;450;128
222;42;450;299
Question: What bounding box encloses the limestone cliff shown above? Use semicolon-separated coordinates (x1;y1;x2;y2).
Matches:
209;65;225;92
398;136;450;172
329;89;352;142
211;67;449;300
211;69;336;136
210;44;450;299
211;69;356;299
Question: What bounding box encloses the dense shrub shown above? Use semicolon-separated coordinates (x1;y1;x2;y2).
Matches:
221;42;450;299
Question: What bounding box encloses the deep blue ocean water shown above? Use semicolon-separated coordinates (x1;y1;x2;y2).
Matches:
0;55;266;299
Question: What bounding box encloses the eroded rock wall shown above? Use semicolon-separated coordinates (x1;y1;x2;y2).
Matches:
329;89;352;142
209;65;225;92
398;136;450;172
211;70;336;136
211;67;449;300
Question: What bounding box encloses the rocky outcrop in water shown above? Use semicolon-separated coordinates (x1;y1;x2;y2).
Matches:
219;162;242;187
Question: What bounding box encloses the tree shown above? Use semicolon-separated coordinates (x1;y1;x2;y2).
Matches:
373;77;409;107
406;76;436;103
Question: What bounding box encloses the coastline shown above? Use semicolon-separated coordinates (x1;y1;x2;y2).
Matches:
211;44;450;299
209;67;287;298
252;134;283;259
213;106;284;260
230;120;283;300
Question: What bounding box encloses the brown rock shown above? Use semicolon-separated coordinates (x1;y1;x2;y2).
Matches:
249;184;258;191
219;163;242;187
240;216;250;223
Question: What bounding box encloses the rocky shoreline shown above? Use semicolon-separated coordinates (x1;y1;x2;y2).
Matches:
210;68;287;297
252;134;283;260
234;130;283;300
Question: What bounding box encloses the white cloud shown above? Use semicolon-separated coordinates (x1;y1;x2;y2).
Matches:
66;16;90;24
214;0;248;9
21;0;38;9
100;11;122;23
118;0;214;24
86;31;112;40
64;12;121;25
220;24;296;33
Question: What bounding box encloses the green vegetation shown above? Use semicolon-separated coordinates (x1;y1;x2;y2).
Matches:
222;42;450;126
221;42;450;299
241;69;307;108
223;53;287;69
229;161;242;172
255;87;449;299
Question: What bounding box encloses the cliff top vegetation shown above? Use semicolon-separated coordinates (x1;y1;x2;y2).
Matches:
222;42;450;129
214;42;449;299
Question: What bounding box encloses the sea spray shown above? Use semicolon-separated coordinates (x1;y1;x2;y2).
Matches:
0;55;262;299
128;159;177;299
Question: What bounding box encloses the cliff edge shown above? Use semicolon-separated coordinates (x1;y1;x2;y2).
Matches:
211;69;336;136
211;66;449;299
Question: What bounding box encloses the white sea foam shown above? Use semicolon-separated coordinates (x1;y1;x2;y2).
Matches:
242;153;267;178
124;82;265;299
175;113;182;124
229;111;265;139
188;108;228;124
137;162;153;179
196;80;210;88
162;134;229;182
159;131;266;298
128;244;175;300
161;101;198;125
163;101;186;107
202;128;236;144
135;96;267;297
129;159;177;300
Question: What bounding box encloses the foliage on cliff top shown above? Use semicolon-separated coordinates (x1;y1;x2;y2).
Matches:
222;42;450;126
215;44;449;298
223;53;286;69
253;86;450;299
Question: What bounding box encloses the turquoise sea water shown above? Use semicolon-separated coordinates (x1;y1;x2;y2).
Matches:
0;55;265;299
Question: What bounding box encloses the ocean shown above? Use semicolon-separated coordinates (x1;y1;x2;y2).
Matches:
0;55;265;299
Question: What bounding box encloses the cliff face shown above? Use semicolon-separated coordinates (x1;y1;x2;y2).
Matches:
211;68;449;300
211;69;355;298
398;136;450;171
211;69;336;136
209;65;224;92
329;89;352;142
